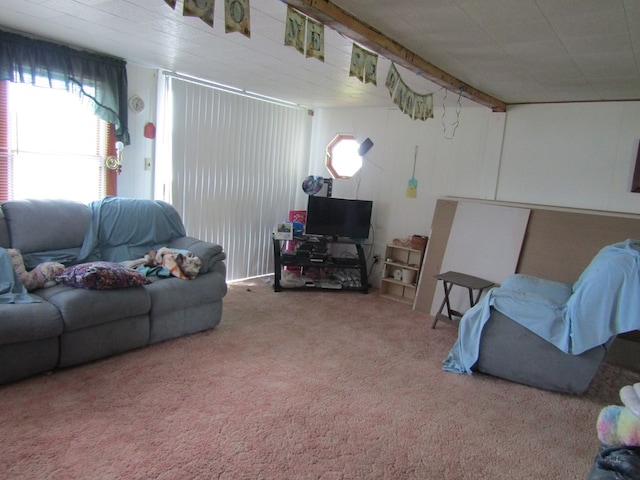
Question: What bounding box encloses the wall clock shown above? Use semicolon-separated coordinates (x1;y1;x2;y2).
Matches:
128;95;145;113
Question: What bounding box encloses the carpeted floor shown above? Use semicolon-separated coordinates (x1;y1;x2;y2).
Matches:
0;277;638;479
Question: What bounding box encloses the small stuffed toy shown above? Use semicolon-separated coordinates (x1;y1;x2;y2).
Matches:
597;382;640;446
7;248;65;291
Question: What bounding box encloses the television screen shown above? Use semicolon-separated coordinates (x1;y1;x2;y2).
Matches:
305;196;373;240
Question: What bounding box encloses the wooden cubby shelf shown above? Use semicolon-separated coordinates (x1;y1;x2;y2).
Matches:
379;243;425;305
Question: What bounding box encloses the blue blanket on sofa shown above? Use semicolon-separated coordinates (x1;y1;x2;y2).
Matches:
443;239;640;374
0;248;39;304
78;197;186;263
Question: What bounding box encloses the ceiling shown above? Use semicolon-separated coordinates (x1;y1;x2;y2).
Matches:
1;0;639;110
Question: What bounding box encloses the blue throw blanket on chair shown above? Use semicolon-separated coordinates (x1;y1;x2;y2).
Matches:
443;239;640;374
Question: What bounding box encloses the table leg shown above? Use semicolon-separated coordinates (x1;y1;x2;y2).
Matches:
432;281;454;329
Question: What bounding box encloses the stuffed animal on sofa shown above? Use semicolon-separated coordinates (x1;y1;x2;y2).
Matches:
7;248;65;291
597;382;640;446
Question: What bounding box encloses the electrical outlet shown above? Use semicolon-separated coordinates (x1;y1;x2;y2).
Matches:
373;254;381;264
144;158;152;171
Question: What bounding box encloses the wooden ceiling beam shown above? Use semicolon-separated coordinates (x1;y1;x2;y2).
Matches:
284;0;507;112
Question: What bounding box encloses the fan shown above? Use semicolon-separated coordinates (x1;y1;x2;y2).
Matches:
302;175;324;195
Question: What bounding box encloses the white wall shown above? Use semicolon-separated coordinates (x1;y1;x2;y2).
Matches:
117;64;158;199
307;101;506;283
308;100;640;285
497;102;640;213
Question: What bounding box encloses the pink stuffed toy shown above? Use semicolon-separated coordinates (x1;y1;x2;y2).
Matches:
7;248;65;291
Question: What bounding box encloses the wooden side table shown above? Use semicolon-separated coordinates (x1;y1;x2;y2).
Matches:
432;271;494;328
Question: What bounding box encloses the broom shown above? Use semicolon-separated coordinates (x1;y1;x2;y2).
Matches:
406;145;418;198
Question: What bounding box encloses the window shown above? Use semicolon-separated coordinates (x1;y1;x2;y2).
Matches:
0;81;114;203
325;134;363;179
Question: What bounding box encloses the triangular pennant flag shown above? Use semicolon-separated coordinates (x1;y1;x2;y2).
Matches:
385;63;400;97
225;0;251;38
349;43;365;81
305;17;324;62
164;0;177;9
184;0;214;28
393;78;408;108
415;94;434;121
363;49;378;85
350;44;377;84
402;90;416;118
284;6;306;55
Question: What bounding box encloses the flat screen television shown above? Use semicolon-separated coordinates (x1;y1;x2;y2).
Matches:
305;196;373;240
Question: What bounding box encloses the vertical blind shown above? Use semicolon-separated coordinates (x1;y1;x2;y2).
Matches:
157;73;311;281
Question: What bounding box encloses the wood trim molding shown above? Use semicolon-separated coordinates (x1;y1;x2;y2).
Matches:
284;0;508;112
105;123;117;196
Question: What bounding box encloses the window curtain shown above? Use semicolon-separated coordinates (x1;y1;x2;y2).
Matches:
0;30;129;144
156;72;311;281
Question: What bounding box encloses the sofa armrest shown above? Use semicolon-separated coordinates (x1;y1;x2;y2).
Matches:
167;236;226;275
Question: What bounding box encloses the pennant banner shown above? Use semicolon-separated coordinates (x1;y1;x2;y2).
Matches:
305;17;324;62
184;0;214;28
385;63;433;121
225;0;251;38
284;6;306;55
349;44;377;85
284;6;324;62
385;62;400;95
364;49;378;85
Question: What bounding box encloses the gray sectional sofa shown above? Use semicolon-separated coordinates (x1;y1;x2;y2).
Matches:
0;197;227;385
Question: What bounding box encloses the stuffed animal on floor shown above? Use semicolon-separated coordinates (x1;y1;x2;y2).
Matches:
7;248;65;291
597;382;640;447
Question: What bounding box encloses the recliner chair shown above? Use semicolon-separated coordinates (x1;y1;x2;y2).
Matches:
443;239;640;394
475;309;613;394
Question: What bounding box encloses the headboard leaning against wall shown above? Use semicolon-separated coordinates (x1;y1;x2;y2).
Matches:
414;197;640;316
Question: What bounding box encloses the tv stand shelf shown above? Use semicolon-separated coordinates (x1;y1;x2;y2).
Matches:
272;237;368;293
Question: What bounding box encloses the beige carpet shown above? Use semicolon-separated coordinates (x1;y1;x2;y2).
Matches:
0;277;638;479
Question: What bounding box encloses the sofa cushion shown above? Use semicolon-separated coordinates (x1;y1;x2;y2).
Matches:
57;262;150;290
58;314;150;368
1;199;89;253
37;284;151;332
144;271;227;314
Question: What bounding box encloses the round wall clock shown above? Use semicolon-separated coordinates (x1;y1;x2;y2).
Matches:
128;95;145;113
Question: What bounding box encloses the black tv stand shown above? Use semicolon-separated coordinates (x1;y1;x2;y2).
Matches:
272;236;368;293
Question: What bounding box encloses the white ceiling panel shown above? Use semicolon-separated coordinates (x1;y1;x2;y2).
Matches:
0;0;637;109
